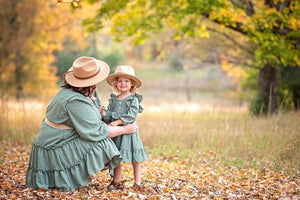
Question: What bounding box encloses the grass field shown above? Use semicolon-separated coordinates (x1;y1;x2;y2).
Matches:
0;99;299;199
1;98;299;177
0;66;299;198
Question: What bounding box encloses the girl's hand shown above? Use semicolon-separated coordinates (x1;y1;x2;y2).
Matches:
109;121;118;126
98;106;106;116
109;119;123;126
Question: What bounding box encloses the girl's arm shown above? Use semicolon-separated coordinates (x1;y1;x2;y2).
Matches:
109;119;123;126
98;106;106;116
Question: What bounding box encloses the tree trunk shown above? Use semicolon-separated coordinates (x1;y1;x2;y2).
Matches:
185;68;191;101
292;90;300;110
258;62;277;114
151;42;157;61
15;49;23;100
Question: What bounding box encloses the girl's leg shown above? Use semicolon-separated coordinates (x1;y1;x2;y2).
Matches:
113;164;122;183
132;162;141;184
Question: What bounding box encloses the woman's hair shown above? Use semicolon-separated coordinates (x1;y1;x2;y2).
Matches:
61;73;96;97
112;77;137;94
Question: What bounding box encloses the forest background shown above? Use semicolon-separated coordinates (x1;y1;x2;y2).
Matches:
0;0;299;199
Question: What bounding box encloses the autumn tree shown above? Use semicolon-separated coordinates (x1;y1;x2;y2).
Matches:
82;0;300;114
0;0;88;99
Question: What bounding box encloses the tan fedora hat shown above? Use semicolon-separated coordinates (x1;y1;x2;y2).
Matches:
65;56;110;87
106;65;142;88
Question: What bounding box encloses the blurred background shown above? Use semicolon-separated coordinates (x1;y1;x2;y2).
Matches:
1;0;299;110
0;0;299;175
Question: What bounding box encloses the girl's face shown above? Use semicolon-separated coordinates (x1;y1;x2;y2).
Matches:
116;77;133;93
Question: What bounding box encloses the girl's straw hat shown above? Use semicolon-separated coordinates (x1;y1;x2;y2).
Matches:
106;65;142;88
65;56;110;87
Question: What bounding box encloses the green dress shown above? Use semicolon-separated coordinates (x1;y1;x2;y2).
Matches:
103;93;147;163
26;88;122;192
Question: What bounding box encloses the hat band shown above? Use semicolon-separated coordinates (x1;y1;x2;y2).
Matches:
72;67;101;80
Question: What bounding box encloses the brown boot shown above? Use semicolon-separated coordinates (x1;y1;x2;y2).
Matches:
107;180;124;191
130;183;143;192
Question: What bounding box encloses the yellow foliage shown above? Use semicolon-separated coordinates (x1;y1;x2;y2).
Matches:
175;0;189;9
264;23;269;28
288;18;300;30
0;0;96;98
294;56;300;66
221;60;245;84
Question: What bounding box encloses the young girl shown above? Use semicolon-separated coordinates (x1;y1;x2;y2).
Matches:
100;65;147;191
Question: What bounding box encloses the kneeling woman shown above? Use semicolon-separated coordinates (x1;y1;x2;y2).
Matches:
26;56;137;192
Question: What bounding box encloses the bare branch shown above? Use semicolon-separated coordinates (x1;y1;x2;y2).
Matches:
206;26;254;56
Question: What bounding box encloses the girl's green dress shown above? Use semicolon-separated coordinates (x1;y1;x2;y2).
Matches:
103;93;147;163
26;88;122;192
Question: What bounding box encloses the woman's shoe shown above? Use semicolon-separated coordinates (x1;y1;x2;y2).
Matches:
107;180;124;191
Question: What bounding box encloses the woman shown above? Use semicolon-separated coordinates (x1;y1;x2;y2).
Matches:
26;56;137;192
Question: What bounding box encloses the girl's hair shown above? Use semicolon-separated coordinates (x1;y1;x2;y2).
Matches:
111;77;137;94
61;73;96;97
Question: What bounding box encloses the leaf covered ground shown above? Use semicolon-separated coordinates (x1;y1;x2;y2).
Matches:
0;141;299;199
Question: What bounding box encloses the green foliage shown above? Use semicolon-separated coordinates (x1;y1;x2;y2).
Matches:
168;54;183;71
102;51;124;71
56;52;79;79
83;0;300;68
96;42;125;71
56;35;125;81
250;95;269;115
56;49;124;80
82;0;300;114
278;66;300;110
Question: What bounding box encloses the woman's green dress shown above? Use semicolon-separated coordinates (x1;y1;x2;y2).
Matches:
26;88;122;192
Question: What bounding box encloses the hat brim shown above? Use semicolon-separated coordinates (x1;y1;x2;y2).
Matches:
106;73;142;88
65;60;110;87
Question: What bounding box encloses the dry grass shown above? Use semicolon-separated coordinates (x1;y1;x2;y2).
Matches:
1;99;299;176
139;104;300;176
0;99;46;142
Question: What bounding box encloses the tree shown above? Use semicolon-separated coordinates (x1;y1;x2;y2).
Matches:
0;0;89;99
82;0;300;114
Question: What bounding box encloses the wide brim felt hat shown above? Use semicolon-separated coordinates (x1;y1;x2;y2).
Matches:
65;56;110;87
106;65;142;88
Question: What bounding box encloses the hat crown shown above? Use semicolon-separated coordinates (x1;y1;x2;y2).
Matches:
106;65;142;88
115;65;135;76
72;57;99;79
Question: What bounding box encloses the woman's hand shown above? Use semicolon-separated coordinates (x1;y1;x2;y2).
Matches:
123;122;138;134
108;122;138;138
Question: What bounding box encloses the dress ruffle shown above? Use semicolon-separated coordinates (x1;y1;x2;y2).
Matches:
26;137;121;192
112;132;147;163
119;148;148;163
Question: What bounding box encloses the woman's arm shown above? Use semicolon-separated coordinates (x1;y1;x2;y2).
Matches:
108;122;137;138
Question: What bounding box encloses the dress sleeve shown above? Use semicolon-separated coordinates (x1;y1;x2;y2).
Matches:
118;97;140;125
102;97;114;123
65;98;109;142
